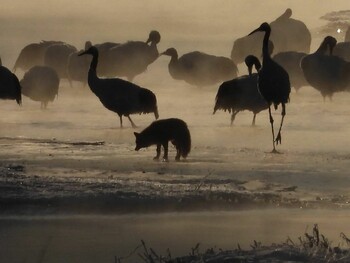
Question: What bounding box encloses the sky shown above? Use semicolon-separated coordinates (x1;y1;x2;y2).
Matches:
1;0;349;66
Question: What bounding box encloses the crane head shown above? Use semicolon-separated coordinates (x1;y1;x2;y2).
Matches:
245;55;261;75
160;48;178;58
146;30;161;45
248;22;271;36
78;46;98;57
84;41;92;50
324;36;337;55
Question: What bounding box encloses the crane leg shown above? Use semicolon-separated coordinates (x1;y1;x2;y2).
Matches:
268;106;277;153
230;111;238;126
40;102;48;110
68;79;74;89
127;115;137;128
119;115;123;128
275;103;286;146
154;108;159;120
252;114;256;126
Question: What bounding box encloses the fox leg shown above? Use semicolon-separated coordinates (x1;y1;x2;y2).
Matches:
171;140;181;161
153;144;161;160
162;142;169;161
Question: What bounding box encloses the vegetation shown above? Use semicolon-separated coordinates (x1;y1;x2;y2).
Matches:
115;225;350;263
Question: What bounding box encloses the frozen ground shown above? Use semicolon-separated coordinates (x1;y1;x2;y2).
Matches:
1;80;350;262
1;80;350;214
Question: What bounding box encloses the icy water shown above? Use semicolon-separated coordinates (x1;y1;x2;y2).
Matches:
2;1;350;262
2;209;350;263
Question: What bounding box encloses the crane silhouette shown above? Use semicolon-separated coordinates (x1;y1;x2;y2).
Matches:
248;23;291;153
67;41;92;88
78;46;158;128
301;36;350;100
231;9;311;64
20;66;59;109
106;30;161;81
213;55;267;126
273;51;308;93
13;40;63;72
161;47;238;87
0;57;22;106
44;42;77;79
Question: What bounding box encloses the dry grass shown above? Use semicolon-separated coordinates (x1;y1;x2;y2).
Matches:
115;224;350;263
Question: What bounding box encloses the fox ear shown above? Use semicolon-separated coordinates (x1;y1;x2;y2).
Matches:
134;132;139;137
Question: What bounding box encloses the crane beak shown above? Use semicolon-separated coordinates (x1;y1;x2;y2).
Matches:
78;50;88;56
146;37;151;44
160;49;172;56
248;28;260;36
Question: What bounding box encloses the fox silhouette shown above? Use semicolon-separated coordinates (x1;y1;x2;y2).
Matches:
134;118;191;161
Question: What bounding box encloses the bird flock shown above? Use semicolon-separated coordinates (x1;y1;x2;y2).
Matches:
1;8;350;156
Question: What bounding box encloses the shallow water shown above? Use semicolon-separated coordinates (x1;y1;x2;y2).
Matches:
2;209;350;263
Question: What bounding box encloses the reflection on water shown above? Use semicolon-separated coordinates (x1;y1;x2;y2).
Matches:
1;209;350;263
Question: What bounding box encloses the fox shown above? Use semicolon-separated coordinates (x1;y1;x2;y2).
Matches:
134;118;191;161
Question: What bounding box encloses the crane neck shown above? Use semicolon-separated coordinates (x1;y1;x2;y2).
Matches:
315;40;329;54
89;50;99;72
248;65;253;76
168;53;182;79
149;41;157;48
169;53;179;68
86;49;100;92
262;29;271;60
149;42;159;59
169;52;178;62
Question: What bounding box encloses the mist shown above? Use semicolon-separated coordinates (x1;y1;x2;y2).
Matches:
1;1;349;64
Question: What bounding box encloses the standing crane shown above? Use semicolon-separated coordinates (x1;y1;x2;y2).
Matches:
79;46;159;128
0;58;22;106
301;36;350;100
213;55;267;126
248;23;291;153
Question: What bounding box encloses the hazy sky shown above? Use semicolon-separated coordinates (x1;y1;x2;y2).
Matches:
1;0;349;65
